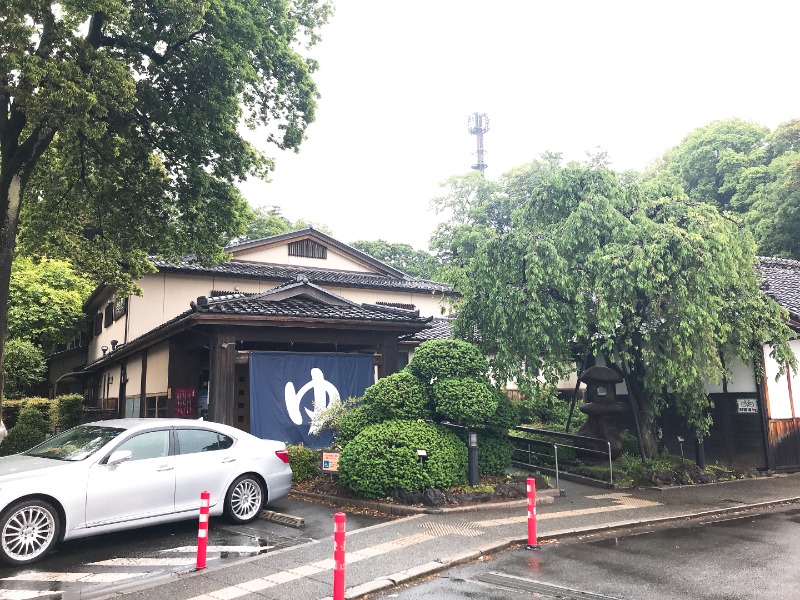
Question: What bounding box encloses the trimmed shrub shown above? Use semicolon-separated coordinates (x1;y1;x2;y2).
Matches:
1;399;25;430
7;398;52;432
482;389;519;433
362;370;433;420
476;433;514;475
407;339;487;381
0;405;49;456
336;404;380;446
433;377;498;428
339;420;467;498
287;445;320;483
52;394;84;432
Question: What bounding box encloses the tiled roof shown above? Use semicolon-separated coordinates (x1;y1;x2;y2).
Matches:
194;293;432;323
150;258;453;294
759;256;800;322
401;317;454;342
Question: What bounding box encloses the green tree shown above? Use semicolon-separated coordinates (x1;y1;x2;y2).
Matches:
453;159;795;459
657;118;769;209
3;339;46;399
0;0;331;407
350;240;440;280
654;118;800;259
229;205;331;244
9;256;93;350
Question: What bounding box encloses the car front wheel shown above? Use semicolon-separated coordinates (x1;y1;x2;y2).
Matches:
0;499;60;565
224;475;265;524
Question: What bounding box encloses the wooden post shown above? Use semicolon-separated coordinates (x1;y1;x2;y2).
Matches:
209;330;236;425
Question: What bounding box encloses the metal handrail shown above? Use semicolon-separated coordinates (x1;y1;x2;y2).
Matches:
508;430;614;490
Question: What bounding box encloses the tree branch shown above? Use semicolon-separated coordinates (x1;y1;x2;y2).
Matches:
86;10;206;66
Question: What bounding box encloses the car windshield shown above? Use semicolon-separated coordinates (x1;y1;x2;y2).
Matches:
24;425;127;461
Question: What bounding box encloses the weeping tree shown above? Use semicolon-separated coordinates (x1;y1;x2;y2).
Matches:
0;0;332;409
451;159;795;460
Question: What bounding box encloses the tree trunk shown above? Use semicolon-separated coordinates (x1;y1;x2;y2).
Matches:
0;115;56;414
0;170;25;412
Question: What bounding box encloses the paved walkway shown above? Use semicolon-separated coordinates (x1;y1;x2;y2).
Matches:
109;473;800;600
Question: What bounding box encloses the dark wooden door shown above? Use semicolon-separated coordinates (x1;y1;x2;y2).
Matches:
234;362;250;432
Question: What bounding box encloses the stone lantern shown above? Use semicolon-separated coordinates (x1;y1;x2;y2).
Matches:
576;365;626;459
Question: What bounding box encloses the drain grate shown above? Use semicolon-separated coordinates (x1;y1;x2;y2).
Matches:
474;573;623;599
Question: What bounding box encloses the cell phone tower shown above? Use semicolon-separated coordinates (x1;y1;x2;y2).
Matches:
468;112;489;176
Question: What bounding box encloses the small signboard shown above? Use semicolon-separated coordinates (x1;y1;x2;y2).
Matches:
737;398;758;414
322;452;340;473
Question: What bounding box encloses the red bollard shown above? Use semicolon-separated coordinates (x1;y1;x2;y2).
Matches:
196;490;210;569
333;512;346;600
526;477;540;550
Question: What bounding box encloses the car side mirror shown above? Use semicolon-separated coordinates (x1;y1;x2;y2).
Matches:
107;450;133;466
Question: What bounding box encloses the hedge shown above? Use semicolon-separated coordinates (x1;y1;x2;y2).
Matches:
432;377;499;428
287;445;320;482
475;433;514;475
407;339;488;381
361;370;433;421
336;404;380;447
339;420;467;498
0;405;49;456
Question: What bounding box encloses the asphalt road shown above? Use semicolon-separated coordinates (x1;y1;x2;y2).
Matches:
0;496;392;599
372;505;800;600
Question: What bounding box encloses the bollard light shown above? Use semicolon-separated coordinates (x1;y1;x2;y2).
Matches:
467;432;479;486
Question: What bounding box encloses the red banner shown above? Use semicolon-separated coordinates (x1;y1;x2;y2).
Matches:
174;388;197;418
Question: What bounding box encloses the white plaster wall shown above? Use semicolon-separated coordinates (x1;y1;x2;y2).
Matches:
145;342;170;395
765;344;794;419
323;286;451;318
706;356;758;393
125;355;143;397
231;245;373;272
101;364;121;400
86;293;132;363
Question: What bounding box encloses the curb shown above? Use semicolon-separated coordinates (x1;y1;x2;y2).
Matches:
291;488;559;515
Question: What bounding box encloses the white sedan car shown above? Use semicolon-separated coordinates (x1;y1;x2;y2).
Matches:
0;419;293;565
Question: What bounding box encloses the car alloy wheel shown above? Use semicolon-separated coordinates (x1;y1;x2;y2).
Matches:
0;500;59;565
226;475;264;523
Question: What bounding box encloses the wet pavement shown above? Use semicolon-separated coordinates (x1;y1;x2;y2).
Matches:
3;473;800;600
99;472;800;600
372;504;800;599
0;496;392;599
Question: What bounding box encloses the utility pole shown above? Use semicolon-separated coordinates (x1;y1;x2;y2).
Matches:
468;112;489;176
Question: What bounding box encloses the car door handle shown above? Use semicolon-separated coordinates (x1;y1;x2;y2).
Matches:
156;465;174;472
221;457;236;463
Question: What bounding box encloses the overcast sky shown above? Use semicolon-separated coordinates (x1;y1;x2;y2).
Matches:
237;0;800;250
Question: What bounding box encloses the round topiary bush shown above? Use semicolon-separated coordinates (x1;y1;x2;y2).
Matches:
433;377;499;428
361;370;433;420
407;339;488;382
0;405;49;456
475;433;514;475
339;420;467;498
287;445;320;483
336;404;380;446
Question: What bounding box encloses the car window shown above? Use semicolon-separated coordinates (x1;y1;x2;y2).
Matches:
176;429;234;454
114;430;170;461
25;425;127;461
